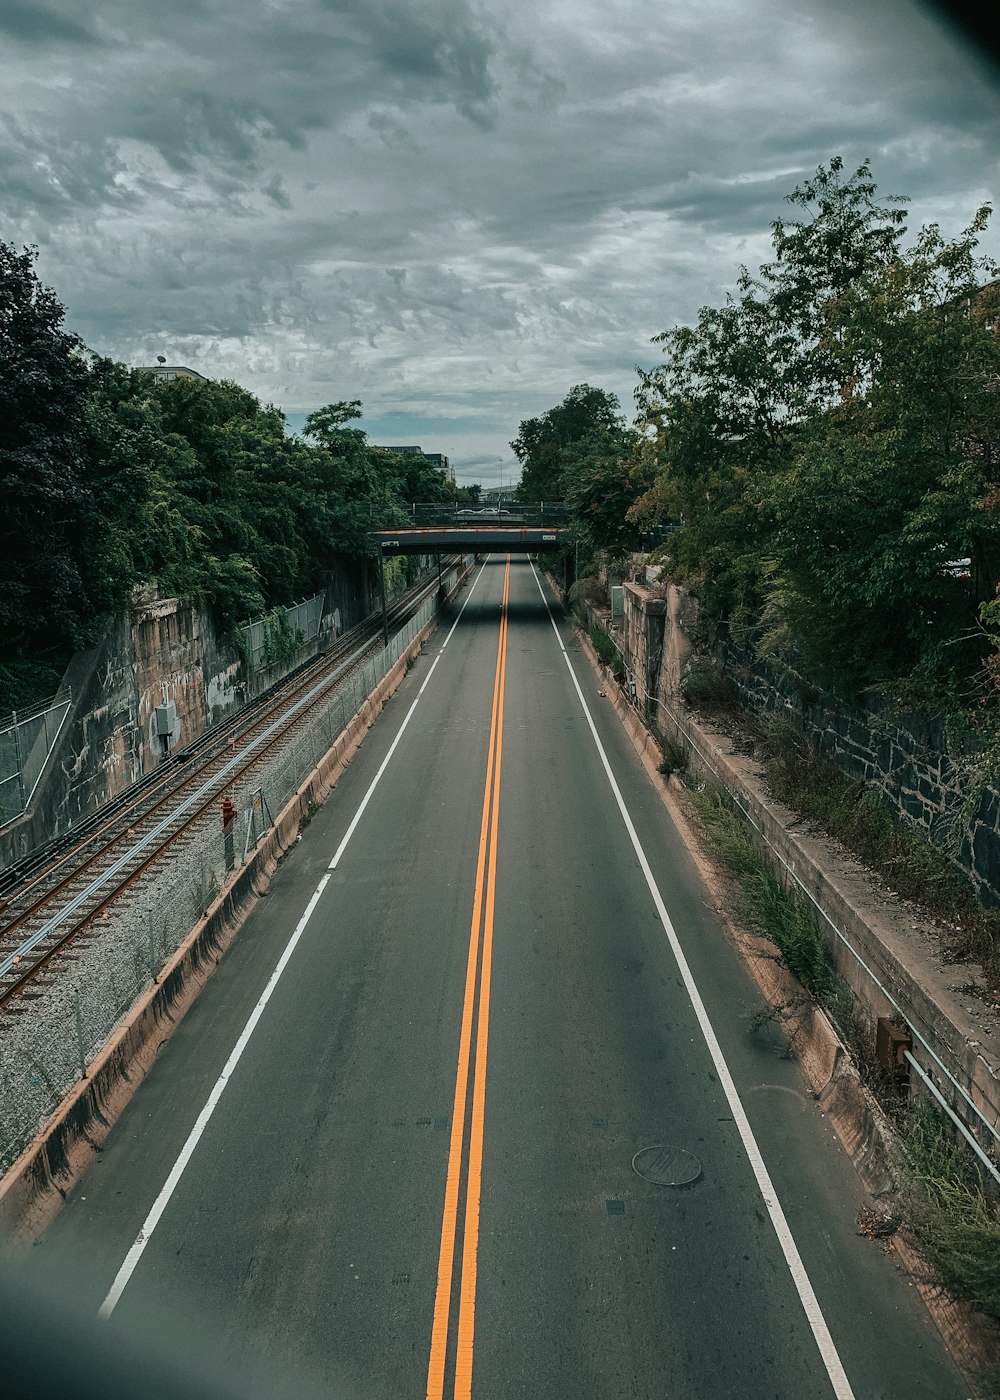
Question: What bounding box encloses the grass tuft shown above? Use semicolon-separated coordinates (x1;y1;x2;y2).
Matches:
690;780;836;1002
901;1106;1000;1321
590;623;623;678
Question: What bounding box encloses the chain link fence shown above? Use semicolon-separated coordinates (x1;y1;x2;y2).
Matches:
240;593;324;671
0;563;470;1176
0;690;73;828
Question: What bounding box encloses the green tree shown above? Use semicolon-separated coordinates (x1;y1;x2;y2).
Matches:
765;217;1000;694
0;247;147;707
0;244;469;714
512;384;628;502
635;158;1000;701
562;433;650;554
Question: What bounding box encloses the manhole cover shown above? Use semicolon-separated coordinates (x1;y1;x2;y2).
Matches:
632;1145;702;1187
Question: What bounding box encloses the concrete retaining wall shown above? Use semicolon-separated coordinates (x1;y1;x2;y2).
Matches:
618;577;1000;909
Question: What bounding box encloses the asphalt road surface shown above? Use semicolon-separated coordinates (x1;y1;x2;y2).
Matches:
26;556;969;1400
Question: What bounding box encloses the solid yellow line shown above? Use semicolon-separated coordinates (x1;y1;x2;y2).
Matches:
424;560;509;1400
454;559;509;1399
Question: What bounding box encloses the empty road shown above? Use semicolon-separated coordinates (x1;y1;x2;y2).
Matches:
27;556;966;1399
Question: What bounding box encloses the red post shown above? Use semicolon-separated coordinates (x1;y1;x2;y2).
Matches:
221;797;237;871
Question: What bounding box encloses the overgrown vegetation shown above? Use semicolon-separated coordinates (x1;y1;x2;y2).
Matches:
679;656;737;710
689;779;837;1002
566;574;605;622
690;767;1000;1324
759;718;1000;983
520;157;1000;728
589;623;622;677
627;158;1000;714
0;244;462;714
513;385;643;533
657;736;688;778
252;609;305;670
901;1105;1000;1322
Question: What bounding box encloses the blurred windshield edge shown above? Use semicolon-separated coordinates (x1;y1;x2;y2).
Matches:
926;0;1000;72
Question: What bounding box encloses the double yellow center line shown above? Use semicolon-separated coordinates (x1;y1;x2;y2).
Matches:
425;558;510;1400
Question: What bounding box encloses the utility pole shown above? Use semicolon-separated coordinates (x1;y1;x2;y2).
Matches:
378;544;389;646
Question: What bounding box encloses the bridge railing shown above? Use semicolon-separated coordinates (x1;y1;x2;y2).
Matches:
394;502;571;528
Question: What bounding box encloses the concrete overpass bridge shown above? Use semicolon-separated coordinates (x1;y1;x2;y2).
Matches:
371;502;570;556
370;502;570;640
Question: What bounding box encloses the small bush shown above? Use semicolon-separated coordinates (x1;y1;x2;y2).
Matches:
680;656;737;709
658;737;688;778
568;574;608;624
590;624;621;677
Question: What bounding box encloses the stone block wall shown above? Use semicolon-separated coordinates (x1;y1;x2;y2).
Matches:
619;580;699;720
622;581;665;714
723;642;1000;905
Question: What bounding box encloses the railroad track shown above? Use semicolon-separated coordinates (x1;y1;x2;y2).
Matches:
0;562;464;1011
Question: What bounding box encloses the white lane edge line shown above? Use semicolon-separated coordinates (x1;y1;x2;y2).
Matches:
327;558;487;871
98;875;330;1320
439;555;487;652
528;561;855;1400
98;559;489;1320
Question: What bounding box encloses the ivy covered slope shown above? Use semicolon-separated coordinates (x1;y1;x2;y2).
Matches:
629;158;1000;713
0;243;458;714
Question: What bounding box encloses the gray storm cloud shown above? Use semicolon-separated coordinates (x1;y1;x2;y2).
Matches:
1;0;998;480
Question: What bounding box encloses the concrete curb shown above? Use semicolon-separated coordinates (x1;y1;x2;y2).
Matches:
0;581;465;1249
566;599;1000;1397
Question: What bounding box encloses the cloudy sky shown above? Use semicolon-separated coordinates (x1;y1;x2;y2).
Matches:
2;0;998;487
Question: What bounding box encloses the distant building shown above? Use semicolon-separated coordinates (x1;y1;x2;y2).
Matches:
135;365;207;384
379;444;455;484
